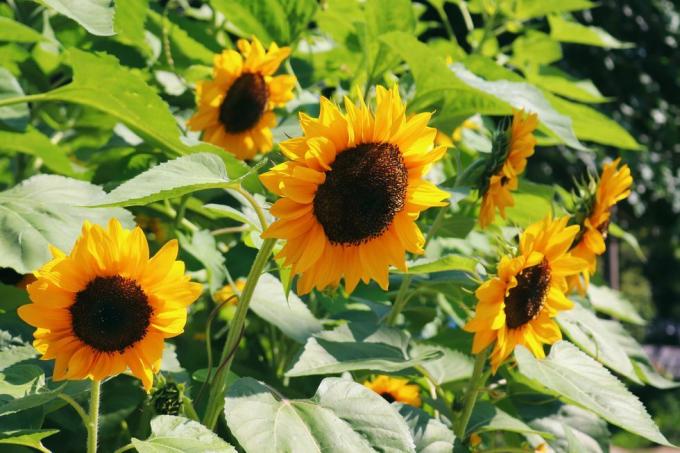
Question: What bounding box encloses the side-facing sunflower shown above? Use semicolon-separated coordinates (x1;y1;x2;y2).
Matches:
569;158;632;293
364;375;422;407
187;36;296;160
464;216;587;371
260;86;449;295
478;110;538;228
18;219;202;390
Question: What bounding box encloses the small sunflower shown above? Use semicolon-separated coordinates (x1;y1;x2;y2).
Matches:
259;86;449;294
464;216;587;371
478;110;538;228
187;36;296;160
18;219;202;390
213;278;245;306
364;375;421;407
569;158;632;293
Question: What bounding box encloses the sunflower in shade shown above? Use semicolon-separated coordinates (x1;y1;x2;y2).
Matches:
187;36;296;160
17;219;202;390
568;158;632;293
259;85;449;295
464;216;588;372
478;110;538;228
364;375;422;407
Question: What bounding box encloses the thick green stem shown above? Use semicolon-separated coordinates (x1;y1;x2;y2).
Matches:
87;380;101;453
454;347;490;439
202;237;277;429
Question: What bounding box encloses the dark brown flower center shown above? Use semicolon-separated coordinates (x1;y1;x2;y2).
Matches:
313;142;408;245
219;72;268;133
504;258;551;329
71;275;152;352
379;392;396;403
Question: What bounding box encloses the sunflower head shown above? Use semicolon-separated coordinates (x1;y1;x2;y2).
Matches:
260;86;449;295
187;36;296;160
17;219;203;390
464;215;588;372
478;110;538;229
568;158;632;293
363;375;421;407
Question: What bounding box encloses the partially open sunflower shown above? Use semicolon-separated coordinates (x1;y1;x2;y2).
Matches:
260;86;449;295
187;36;296;160
569;158;632;293
478;110;538;228
364;375;421;407
18;219;202;390
464;216;587;371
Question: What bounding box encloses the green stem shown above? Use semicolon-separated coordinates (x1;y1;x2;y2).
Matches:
0;93;48;108
87;380;101;453
202;237;277;430
384;206;448;326
232;186;268;231
454;347;490;439
173;195;189;231
434;4;455;40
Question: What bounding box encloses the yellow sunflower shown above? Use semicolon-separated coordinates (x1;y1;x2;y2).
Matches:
464;216;588;371
569;158;632;293
187;36;296;160
478;110;538;228
213;278;245;306
364;375;422;407
18;219;202;390
260;86;449;295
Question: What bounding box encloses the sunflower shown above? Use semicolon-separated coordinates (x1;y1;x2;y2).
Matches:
464;216;587;371
17;219;202;390
213;278;245;306
478;110;538;228
569;158;632;293
259;85;449;295
187;36;296;160
364;375;421;407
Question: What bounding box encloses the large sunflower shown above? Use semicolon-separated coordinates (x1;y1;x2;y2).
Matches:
478;110;538;228
569;158;632;293
187;36;296;160
260;86;449;295
17;219;202;390
364;375;422;407
464;216;587;371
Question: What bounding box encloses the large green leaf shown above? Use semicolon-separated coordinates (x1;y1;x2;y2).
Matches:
0;175;133;274
178;229;227;293
0;17;44;43
0;127;75;176
43;0;115;36
403;255;479;275
286;323;441;377
0;429;59;451
467;401;551;437
396;404;454;453
557;304;640;383
587;285;645;325
526;66;609;104
515;341;672;446
0;331;36;372
504;180;555;227
0;364;71;416
89;153;255;207
225;377;416;452
250;273;323;343
510;0;595;20
549;15;632;49
131;415;236;452
211;0;317;44
0;68;28;130
412;344;473;384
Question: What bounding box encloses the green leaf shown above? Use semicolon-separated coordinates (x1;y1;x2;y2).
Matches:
0;364;71;416
146;10;214;67
286;322;441;377
0;127;76;176
0;17;44;43
89;153;254;207
43;0;115;36
225;377;416;452
526;66;609;104
511;0;595;20
178;229;226;293
114;0;149;52
0;331;36;372
403;255;479;275
503;180;555;227
549;15;633;49
587;285;645;325
515;341;672;446
511;31;562;67
557;304;640;383
467;401;552;437
396;404;454;453
0;174;133;274
0;429;59;450
412;344;473;384
250;273;323;343
210;0;317;45
131;415;236;452
608;222;646;261
0;67;28;130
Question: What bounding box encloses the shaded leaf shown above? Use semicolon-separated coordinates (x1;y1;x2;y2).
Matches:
0;68;28;130
0;17;44;43
0;127;75;176
43;0;115;36
396;404;454;453
131;415;236;452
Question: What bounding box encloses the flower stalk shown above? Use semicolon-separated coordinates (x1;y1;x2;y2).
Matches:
454;347;490;440
87;379;101;453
